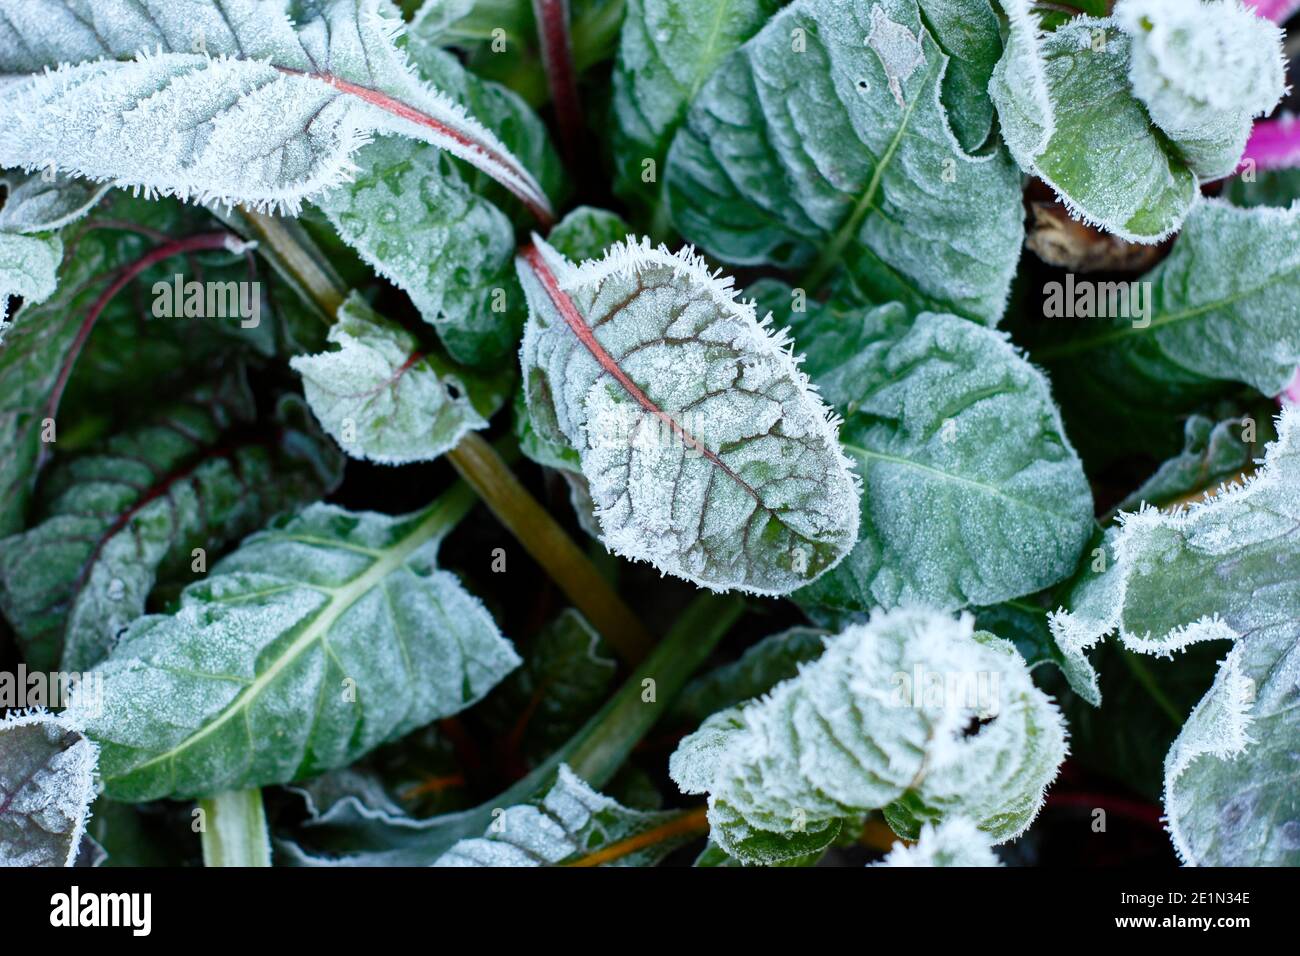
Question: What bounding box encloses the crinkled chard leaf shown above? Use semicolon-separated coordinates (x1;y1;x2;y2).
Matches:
66;490;521;801
0;171;109;234
0;0;550;219
670;608;1066;864
0;232;61;344
290;294;505;465
871;817;1000;867
517;237;860;596
1048;407;1300;866
1028;200;1300;462
1117;0;1286;181
0;712;98;867
0;377;342;672
664;0;1025;324
917;0;1002;152
762;285;1093;615
610;0;782;223
434;765;695;866
314;139;523;369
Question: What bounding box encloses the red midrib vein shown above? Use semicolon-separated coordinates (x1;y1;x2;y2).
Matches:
273;67;554;226
521;244;760;503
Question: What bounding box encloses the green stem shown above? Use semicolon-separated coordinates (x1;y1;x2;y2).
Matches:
199;788;271;867
236;208;654;663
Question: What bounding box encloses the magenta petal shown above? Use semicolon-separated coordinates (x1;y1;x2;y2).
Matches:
1245;0;1300;22
1243;116;1300;172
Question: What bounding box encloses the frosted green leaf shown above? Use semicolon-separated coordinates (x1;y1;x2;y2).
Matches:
664;0;1025;324
672;625;828;724
546;206;633;264
315;138;521;368
977;598;1100;706
434;765;694;866
0;171;109;234
917;0;1002;152
0;380;342;672
66;488;521;801
1117;0;1286;180
0;712;98;868
517;237;860;596
290;294;505;465
670;608;1067;864
991;14;1197;242
871;817;1001;866
1030;200;1300;458
1049;407;1300;865
1113;414;1258;515
610;0;781;223
0;0;551;219
0;232;61;344
768;287;1093;614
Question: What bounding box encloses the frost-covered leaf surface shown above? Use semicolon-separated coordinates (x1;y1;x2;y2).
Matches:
871;817;1001;866
993;15;1196;243
1114;414;1258;515
0;0;551;219
314;138;522;368
67;489;520;801
611;0;781;219
0;380;342;672
434;764;693;866
0;712;99;867
670;608;1067;864
1117;0;1286;180
1049;407;1300;865
546;206;633;264
672;625;828;724
1030;200;1300;458
517;237;860;595
764;286;1093;614
0;232;61;344
0;171;109;234
290;294;503;465
917;0;1001;152
664;0;1024;324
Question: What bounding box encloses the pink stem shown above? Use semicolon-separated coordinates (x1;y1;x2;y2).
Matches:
532;0;584;167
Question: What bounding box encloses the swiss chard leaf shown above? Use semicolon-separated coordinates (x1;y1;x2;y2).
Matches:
0;171;109;234
0;378;343;672
918;0;1002;153
763;285;1093;615
0;712;98;868
664;0;1025;324
290;293;507;465
0;0;551;219
433;764;695;866
1027;199;1300;462
67;487;521;801
517;237;860;595
0;231;61;344
1049;407;1300;865
670;608;1066;864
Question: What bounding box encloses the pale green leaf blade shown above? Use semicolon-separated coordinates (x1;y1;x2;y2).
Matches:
0;712;98;868
1117;0;1286;180
0;380;342;672
434;764;695;866
610;0;781;224
670;608;1066;864
664;0;1025;324
917;0;1002;152
0;171;109;234
517;237;861;596
1049;407;1300;865
67;491;521;801
314;138;523;368
0;0;551;219
0;231;61;343
289;293;502;464
773;288;1093;614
